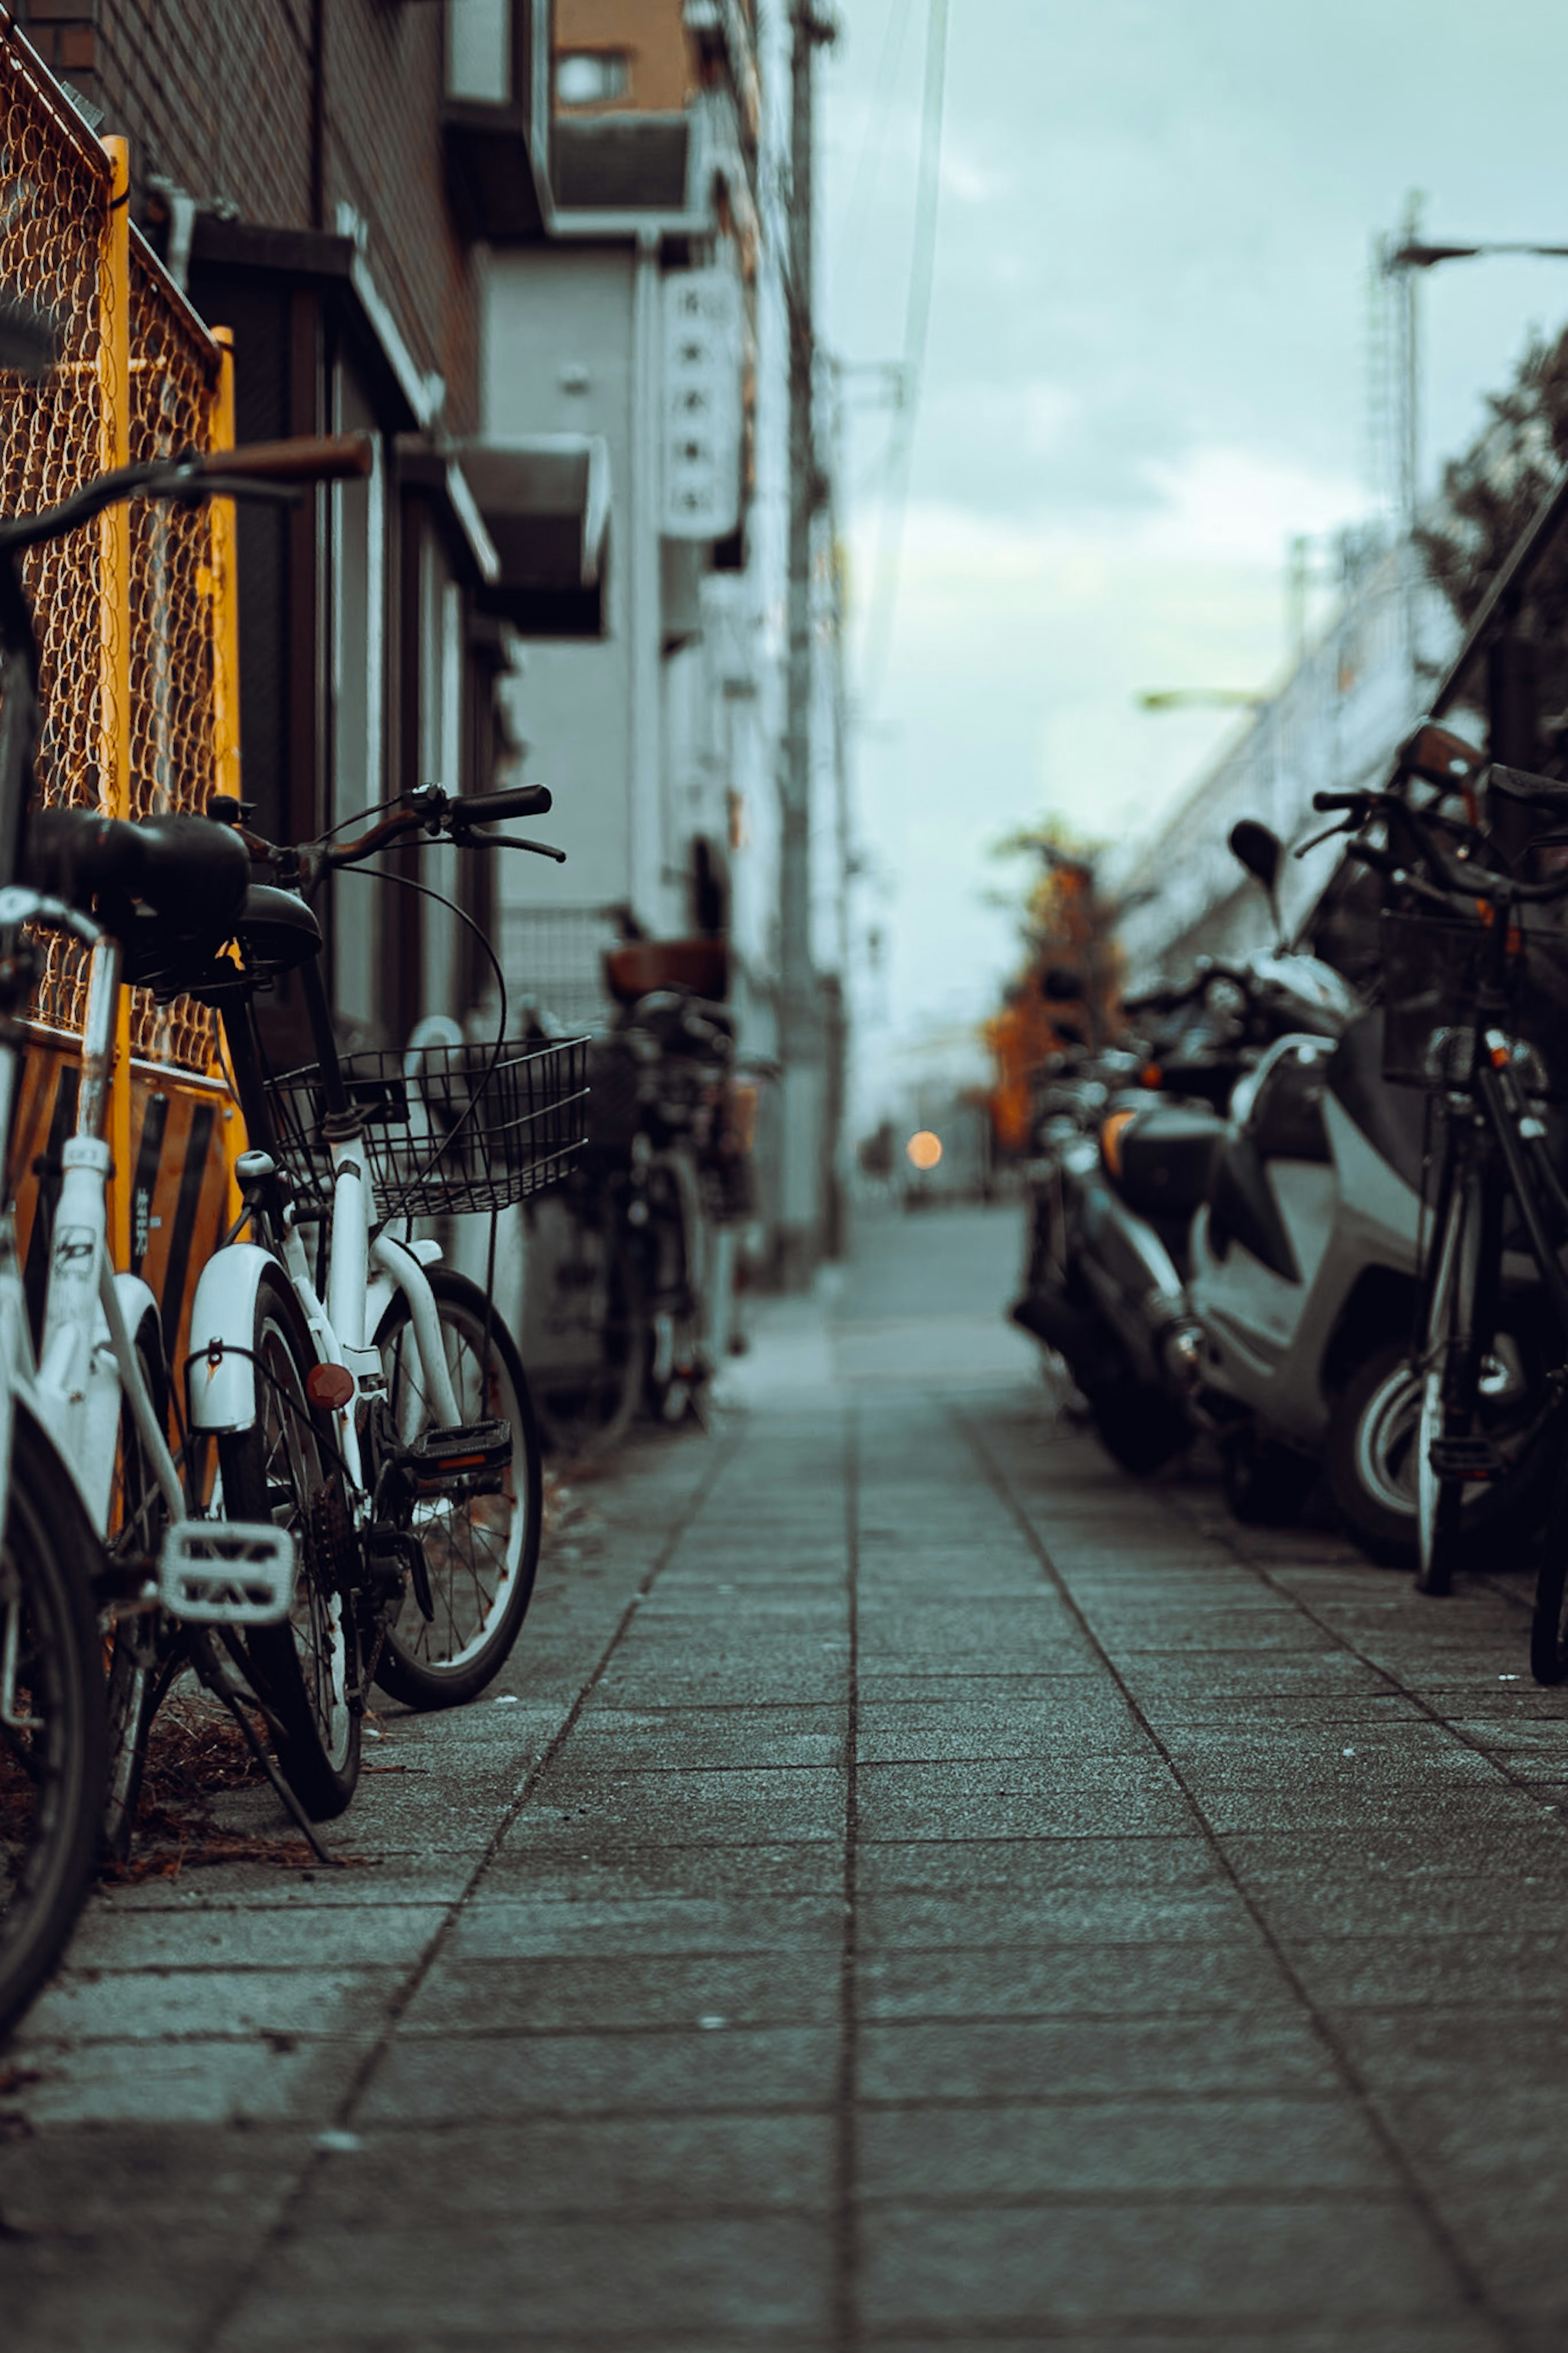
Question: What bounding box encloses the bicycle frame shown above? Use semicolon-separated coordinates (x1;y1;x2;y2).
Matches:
182;941;462;1490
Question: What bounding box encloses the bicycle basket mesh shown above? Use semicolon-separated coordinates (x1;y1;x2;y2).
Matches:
265;1036;590;1218
1380;908;1568;1097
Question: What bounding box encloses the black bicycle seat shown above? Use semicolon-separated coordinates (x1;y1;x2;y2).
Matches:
1488;763;1568;810
21;807;249;938
133;814;251;929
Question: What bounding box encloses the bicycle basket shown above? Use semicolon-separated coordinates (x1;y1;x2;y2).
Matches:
265;1035;590;1218
1379;908;1568;1097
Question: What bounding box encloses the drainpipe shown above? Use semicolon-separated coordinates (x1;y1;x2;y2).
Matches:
629;225;662;924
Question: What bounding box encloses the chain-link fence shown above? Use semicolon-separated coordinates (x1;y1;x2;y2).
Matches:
0;24;230;1070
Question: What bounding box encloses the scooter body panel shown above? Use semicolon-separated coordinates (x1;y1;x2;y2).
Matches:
1189;1019;1425;1447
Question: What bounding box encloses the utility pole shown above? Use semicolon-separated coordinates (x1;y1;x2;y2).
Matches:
777;1;833;1287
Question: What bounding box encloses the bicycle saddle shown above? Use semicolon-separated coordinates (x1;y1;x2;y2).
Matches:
1488;763;1568;810
22;807;249;934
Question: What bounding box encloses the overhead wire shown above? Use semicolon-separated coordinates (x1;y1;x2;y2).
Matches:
830;0;918;308
853;0;951;719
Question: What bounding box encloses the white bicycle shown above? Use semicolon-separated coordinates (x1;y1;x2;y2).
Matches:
2;431;376;2020
3;437;582;1973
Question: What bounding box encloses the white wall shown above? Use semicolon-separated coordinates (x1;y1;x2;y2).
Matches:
482;245;637;916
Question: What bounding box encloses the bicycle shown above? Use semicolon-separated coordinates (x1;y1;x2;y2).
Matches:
1;430;376;2018
1315;758;1568;1605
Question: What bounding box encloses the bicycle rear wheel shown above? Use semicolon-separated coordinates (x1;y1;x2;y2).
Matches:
528;1197;646;1459
222;1269;360;1821
0;1407;105;2038
373;1269;542;1708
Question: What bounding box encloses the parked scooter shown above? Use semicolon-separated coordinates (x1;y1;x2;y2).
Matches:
1012;871;1356;1474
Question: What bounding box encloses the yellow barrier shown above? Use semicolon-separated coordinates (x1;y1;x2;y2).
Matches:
0;25;244;1354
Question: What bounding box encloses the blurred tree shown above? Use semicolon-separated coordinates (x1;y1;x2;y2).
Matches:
1418;327;1568;754
982;822;1124;1157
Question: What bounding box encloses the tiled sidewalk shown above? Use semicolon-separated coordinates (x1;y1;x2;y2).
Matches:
5;1207;1568;2349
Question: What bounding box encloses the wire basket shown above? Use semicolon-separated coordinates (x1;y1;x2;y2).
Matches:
265;1036;590;1218
1379;908;1568;1097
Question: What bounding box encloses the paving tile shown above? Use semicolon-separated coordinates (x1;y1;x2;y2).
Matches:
399;1950;838;2033
15;1964;401;2047
518;1764;845;1844
0;2034;364;2127
856;1938;1290;2021
857;2094;1395;2199
859;2012;1338;2103
216;2217;832;2346
58;1901;449;1972
855;1834;1218;1895
308;2112;834;2219
857;2198;1456;2330
357;2025;839;2123
855;1758;1194;1841
446;1893;845;1959
859;1883;1260;1948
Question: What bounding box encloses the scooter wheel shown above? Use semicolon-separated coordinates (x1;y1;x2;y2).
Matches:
1087;1383;1191;1476
1530;1463;1568;1683
1221;1427;1317;1528
1325;1341;1420;1566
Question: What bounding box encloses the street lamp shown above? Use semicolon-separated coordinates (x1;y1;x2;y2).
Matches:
1380;208;1568;537
1381;209;1568;769
1135;689;1268;713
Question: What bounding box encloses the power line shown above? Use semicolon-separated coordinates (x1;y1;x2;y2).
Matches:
854;0;950;717
830;0;917;306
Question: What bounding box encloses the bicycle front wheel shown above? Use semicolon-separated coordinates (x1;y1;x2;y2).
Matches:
373;1269;542;1709
0;1407;105;2039
223;1269;360;1821
102;1336;178;1864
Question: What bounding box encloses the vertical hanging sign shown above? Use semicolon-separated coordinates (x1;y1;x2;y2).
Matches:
662;268;742;540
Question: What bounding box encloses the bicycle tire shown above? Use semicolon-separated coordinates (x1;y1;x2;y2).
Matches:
102;1336;178;1863
1415;1168;1479;1596
1531;1448;1568;1681
0;1407;106;2039
372;1269;542;1709
222;1268;360;1821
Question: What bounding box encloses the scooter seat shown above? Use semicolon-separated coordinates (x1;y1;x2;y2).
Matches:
1105;1103;1225;1221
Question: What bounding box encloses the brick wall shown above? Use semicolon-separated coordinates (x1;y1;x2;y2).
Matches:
12;0;480;431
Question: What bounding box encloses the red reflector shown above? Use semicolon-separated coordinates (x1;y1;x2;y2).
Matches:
305;1362;355;1410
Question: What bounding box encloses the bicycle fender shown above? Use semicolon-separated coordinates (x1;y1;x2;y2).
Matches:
184;1244;277;1433
111;1272;162;1361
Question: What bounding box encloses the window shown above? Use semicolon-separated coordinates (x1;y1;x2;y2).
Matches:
555;50;630;107
448;0;512;103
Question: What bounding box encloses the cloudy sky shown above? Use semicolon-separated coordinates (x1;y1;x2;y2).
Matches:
818;0;1568;1047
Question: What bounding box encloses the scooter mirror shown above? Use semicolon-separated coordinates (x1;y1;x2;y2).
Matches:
1041;966;1084;1002
1228;819;1282;892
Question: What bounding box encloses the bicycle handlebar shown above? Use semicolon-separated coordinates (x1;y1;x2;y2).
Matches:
217;779;566;886
0;435;374;558
192;435;372;487
1324;783;1568;910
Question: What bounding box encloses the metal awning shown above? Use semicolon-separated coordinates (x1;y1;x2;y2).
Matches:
457;436;611;639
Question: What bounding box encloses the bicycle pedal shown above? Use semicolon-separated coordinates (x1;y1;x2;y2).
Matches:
159;1521;296;1625
399;1418;511;1489
1428;1436;1506;1480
